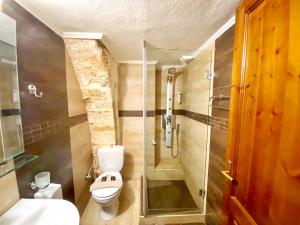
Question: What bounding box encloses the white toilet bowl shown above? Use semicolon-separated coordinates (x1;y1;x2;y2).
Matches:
92;172;122;220
91;146;124;221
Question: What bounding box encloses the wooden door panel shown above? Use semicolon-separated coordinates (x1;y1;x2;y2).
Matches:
229;197;256;225
246;0;289;223
242;0;289;223
235;1;265;204
267;0;300;224
227;0;300;224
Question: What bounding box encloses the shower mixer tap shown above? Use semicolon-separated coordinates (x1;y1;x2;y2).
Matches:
162;114;176;128
166;115;172;126
163;113;176;147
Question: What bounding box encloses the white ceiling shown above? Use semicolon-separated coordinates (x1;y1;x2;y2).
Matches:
15;0;239;65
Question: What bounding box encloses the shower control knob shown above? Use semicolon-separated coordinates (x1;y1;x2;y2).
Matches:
166;115;172;125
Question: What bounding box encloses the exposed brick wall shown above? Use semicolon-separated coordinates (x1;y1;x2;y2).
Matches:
64;39;117;176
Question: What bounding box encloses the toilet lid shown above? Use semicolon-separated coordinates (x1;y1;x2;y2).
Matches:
92;172;122;198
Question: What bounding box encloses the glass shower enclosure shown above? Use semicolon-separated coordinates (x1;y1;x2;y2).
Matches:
142;41;214;218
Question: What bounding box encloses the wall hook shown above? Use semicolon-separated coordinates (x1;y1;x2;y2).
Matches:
28;84;43;98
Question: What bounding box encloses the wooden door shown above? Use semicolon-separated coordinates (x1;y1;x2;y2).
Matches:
225;0;300;224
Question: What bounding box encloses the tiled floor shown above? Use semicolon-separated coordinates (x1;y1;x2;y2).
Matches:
80;179;140;225
147;180;198;215
80;179;204;225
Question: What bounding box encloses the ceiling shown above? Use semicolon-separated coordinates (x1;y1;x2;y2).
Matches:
15;0;239;65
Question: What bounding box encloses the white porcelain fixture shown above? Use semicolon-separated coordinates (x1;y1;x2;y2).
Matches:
34;183;63;199
91;145;124;221
0;199;79;225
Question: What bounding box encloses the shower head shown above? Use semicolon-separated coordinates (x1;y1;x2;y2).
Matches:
168;67;176;76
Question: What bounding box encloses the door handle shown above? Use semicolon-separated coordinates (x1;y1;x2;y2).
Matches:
221;170;237;184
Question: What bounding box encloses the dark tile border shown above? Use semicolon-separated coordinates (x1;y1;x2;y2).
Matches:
155;109;185;115
119;110;154;117
119;109;229;132
68;114;88;127
22;110;228;146
119;110;143;117
119;109;209;123
183;110;209;124
22;113;88;146
1;109;21;116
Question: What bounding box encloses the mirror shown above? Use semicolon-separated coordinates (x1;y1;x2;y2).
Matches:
0;12;24;163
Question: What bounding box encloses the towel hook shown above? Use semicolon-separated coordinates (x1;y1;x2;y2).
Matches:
28;84;43;98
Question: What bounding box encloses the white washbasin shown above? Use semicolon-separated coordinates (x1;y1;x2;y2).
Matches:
0;199;79;225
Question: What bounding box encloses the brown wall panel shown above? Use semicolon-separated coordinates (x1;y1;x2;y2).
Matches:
16;130;74;201
207;25;235;225
3;0;75;202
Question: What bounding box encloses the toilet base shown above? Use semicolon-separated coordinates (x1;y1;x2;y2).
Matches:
99;198;119;221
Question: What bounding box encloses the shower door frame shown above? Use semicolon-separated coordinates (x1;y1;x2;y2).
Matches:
142;40;148;216
141;42;211;223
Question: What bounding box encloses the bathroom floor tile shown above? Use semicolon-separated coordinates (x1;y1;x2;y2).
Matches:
147;180;198;215
80;180;140;225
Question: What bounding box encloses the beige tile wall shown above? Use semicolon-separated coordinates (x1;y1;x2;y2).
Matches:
154;68;184;176
155;68;184;110
183;50;213;114
118;49;214;195
119;117;143;180
118;63;186;181
0;171;19;215
69;122;92;213
66;51;86;117
146;65;156;110
107;51;120;144
118;63;144;180
66;52;92;214
180;117;209;208
144;65;158;179
118;62;178;181
180;46;214;208
118;63;143;111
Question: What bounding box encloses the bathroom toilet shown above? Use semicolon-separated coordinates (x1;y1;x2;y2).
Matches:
91;145;124;221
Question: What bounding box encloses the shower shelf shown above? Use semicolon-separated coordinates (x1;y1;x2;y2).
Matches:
0;153;39;178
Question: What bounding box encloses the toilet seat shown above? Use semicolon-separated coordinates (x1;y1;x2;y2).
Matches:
92;172;123;199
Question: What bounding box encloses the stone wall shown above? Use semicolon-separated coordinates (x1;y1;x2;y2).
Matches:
65;39;117;176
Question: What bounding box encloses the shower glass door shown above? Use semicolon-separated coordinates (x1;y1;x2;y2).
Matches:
143;42;214;216
142;41;157;215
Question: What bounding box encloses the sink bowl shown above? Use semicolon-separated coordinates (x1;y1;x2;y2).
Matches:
0;199;79;225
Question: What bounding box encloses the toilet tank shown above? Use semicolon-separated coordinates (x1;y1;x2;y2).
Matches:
97;145;124;172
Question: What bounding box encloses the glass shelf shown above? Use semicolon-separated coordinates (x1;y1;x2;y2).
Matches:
0;154;38;178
